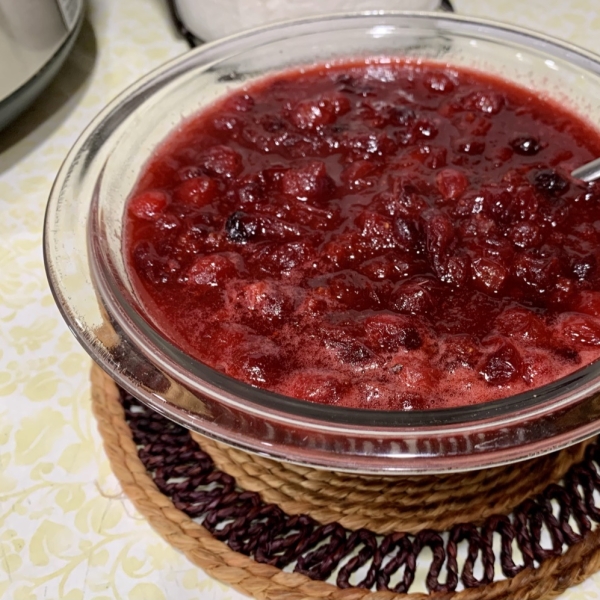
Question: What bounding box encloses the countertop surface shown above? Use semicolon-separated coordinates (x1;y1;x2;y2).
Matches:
2;1;600;598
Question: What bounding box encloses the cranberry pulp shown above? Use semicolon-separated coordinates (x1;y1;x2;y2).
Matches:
125;60;600;410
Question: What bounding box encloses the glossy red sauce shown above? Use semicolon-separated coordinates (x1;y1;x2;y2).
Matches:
125;59;600;410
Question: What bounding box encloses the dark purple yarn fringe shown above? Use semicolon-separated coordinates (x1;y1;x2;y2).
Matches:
121;389;600;593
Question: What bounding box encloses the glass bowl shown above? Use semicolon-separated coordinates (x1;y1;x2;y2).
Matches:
44;12;600;474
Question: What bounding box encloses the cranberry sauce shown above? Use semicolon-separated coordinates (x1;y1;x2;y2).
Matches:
125;59;600;410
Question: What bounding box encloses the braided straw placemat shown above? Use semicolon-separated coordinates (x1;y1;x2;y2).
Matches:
91;363;600;599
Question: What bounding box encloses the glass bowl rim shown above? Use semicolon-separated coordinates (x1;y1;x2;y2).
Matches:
44;10;600;468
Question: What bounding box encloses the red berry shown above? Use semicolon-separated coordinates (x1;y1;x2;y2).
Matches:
281;161;334;202
323;233;362;270
283;370;348;405
128;190;168;220
290;93;350;130
471;257;507;294
559;314;600;346
572;291;600;317
326;271;380;310
513;253;560;295
436;168;468;200
358;254;411;282
510;222;542;249
495;308;548;344
425;71;456;93
341;160;378;190
364;313;423;352
480;338;523;385
464;90;504;115
424;212;454;255
253;240;314;274
393;218;421;253
201;145;243;178
175;176;217;206
186;254;240;286
325;338;377;367
355;211;396;250
239;281;294;324
441;334;481;370
392;277;438;315
234;346;284;385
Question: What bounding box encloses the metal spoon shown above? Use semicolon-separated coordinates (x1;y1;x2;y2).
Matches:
572;157;600;183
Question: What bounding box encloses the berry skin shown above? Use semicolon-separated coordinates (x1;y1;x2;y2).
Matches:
128;190;168;220
202;145;243;178
560;314;600;347
436;168;468;200
281;161;334;203
471;257;507;294
480;338;523;385
186;254;239;287
364;313;423;352
175;176;217;206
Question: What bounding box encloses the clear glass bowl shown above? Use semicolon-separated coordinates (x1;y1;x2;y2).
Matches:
44;12;600;474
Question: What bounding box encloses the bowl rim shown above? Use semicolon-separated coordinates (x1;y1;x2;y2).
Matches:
44;10;600;471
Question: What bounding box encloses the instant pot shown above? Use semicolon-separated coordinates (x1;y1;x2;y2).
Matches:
0;0;84;131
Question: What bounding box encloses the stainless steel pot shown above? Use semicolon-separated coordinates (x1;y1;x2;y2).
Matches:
0;0;84;130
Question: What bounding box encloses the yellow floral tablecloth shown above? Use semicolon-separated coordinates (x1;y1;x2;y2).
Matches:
1;1;600;599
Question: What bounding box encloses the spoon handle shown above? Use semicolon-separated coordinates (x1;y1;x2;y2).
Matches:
572;157;600;183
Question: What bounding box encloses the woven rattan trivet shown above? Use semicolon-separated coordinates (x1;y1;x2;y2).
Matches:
91;363;600;599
